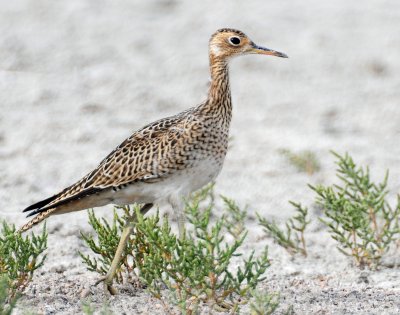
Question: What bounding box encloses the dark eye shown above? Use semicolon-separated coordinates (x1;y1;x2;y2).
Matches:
229;36;241;45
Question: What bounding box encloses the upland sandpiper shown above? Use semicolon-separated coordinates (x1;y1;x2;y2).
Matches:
20;28;287;294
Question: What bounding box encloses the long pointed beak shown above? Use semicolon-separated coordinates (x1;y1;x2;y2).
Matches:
251;43;288;58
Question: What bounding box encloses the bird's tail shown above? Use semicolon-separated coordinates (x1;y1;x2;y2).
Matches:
19;184;103;234
18;208;56;233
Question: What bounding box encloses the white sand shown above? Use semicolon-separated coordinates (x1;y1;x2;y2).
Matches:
1;0;400;314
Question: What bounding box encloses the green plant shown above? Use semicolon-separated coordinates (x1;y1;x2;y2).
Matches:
310;152;400;268
221;195;247;238
257;202;309;257
279;149;320;175
0;275;18;315
81;189;272;313
142;202;270;312
81;299;113;315
0;221;47;299
81;301;94;315
249;289;280;315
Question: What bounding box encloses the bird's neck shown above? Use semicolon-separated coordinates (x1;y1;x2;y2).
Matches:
198;55;232;125
208;56;231;101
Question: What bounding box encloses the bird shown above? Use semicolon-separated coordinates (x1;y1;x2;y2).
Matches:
19;28;287;294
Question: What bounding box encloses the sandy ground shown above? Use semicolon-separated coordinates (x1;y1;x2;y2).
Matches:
1;0;400;314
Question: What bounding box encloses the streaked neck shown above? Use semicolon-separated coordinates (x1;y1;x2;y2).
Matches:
208;55;231;103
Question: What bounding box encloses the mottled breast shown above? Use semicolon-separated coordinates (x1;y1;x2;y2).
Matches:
159;113;229;191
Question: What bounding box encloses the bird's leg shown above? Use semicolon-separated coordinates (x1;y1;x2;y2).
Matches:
97;222;134;295
169;195;186;239
95;203;153;295
177;208;186;240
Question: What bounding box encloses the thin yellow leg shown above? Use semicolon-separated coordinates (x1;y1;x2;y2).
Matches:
103;223;133;294
177;210;186;240
95;203;153;295
169;195;186;239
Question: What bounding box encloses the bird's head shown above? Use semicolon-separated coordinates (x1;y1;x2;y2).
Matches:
209;28;288;60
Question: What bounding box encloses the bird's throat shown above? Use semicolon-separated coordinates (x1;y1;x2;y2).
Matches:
198;56;232;126
208;56;231;102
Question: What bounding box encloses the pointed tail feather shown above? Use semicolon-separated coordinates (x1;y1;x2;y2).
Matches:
23;187;102;218
18;208;55;233
23;194;59;213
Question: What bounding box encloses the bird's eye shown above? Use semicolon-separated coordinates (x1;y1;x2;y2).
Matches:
229;36;241;46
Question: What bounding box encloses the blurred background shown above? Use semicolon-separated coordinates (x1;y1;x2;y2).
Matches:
0;1;400;313
0;0;399;230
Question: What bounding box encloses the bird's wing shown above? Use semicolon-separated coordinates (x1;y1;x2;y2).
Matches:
23;111;198;216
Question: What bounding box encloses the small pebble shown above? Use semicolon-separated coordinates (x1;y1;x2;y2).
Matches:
80;287;91;298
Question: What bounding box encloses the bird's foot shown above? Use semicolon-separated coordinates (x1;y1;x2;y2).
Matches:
94;275;118;295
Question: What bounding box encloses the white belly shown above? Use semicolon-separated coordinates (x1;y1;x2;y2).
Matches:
112;157;223;206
